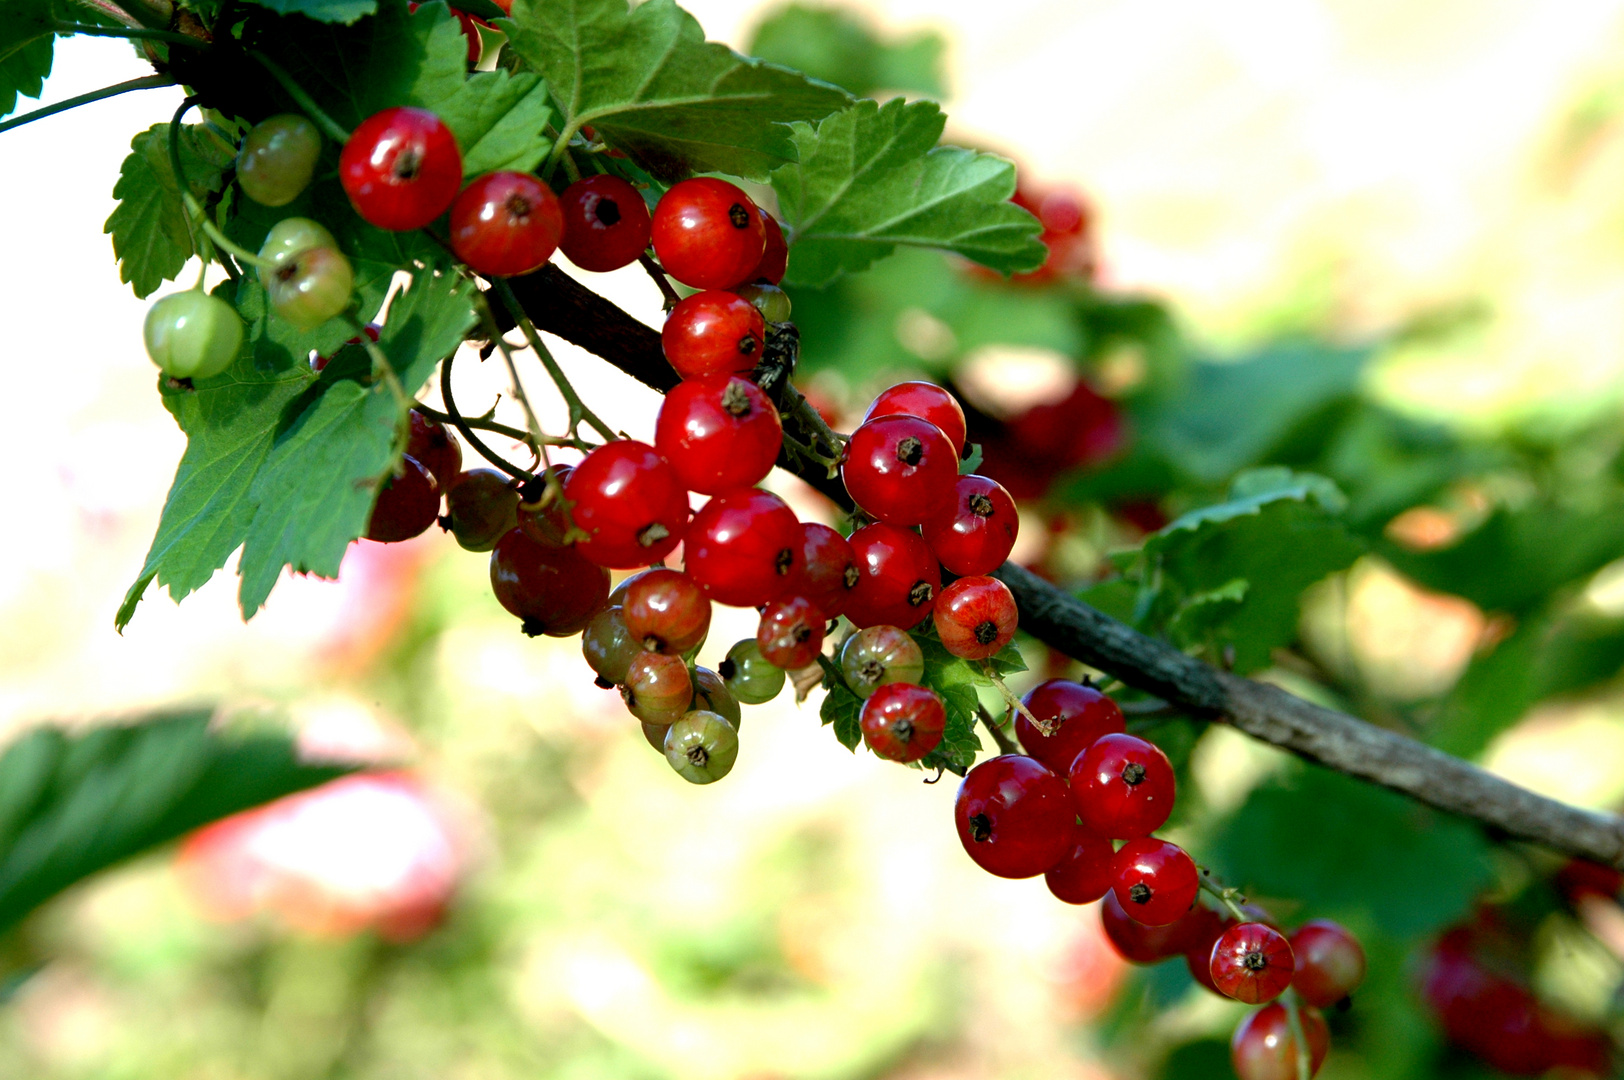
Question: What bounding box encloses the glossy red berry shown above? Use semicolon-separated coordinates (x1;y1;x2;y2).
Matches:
932;575;1018;660
922;473;1019;577
843;523;941;630
791;523;859;619
558;174;652;272
516;466;575;547
1016;679;1125;775
1044;831;1116;905
449;171;565;277
407;410;462;486
366;454;440;542
860;682;945;763
444;468;519;551
1210;922;1296;1004
1231;1002;1330;1080
1100;890;1216;964
489;527;610;637
654;375;782;495
684;487;802;607
864;382;967;455
650;178;766;289
621;567;711;655
339;106;463;231
563;441;688;568
841;415;959;526
661;291;767;380
756;595;825;670
1112;838;1199;926
1070;732;1176;839
954;755;1075;879
1290;920;1367;1008
749;206;788;285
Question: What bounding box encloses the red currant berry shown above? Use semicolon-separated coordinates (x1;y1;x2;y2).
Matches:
516;467;575;547
1016;679;1125;775
954;755;1075;879
489;526;610;636
842;415;958;526
1183;904;1272;994
843;523;941;630
582;606;639;686
1210;922;1296;1004
621;567;711;655
791;523;859;619
236;114;321;208
1044;831;1116;904
859;682;945;762
863;382;967;456
339;107;463;231
1100;890;1215;964
654;375;782;495
838;624;925;697
621;651;693;726
749;205;788;285
661;291;767;380
563;441;689;568
1290;920;1367;1008
922;474;1019;577
1070;732;1176;839
932;575;1018;660
444;468;519;552
650;178;765;290
684;487;803;607
1231;1002;1330;1080
1112;838;1199;926
756;595;825;670
449;171;565;277
407;410;462;486
366;454;440;542
558;174;653;273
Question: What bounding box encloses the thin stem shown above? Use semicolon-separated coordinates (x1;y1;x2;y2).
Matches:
984;666;1042;732
249;51;351;144
1197;869;1252;923
977;706;1018;756
68;0;142;28
488;278;617;443
168;98;208;266
54;21;207;47
439;354;535;482
187;197;276;269
473;292;555;457
1283;989;1313;1080
638;254;681;312
0;74;174;137
345;314;411;420
542;119;584;179
411;404;587;450
558;147;582;183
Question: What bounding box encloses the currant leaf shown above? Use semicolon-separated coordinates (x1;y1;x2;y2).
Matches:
441;69;556;176
819;684;863;752
500;0;851;182
237;0;379;26
911;625;985;770
0;0;53;119
747;3;947;99
772;98;1047;287
104;123;236;298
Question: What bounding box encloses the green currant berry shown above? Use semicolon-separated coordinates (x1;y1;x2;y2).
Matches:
444;469;519;552
265;246;354;329
663;710;739;784
256;217;338;285
582;606;639;687
734;281;792;323
839;624;925;698
718;639;785;705
237;114;322;207
692;666;742;731
143;291;243;379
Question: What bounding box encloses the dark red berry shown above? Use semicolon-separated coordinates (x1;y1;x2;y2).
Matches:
860;682;945;763
756;595;825;670
651;178;766;289
749;205;788;285
684;487;802;607
1044;831;1116;904
489;527;610;637
449;171;565;277
1290;920;1367;1008
790;523;859;620
621;567;711;655
339;106;462;231
1100;890;1216;964
932;575;1018;660
843;523;941;630
1231;1002;1330;1080
842;415;958;526
1016;679;1125;775
922;473;1019;577
953;755;1075;879
1183;905;1271;995
516;466;575;547
661;291;767;380
564;441;689;569
1070;732;1176;839
1112;838;1199;926
407;410;461;486
558;174;653;273
653;375;782;495
863;382;967;455
1210;922;1295;1004
366;454;441;542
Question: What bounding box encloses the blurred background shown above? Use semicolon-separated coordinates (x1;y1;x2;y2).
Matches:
6;1;1624;1077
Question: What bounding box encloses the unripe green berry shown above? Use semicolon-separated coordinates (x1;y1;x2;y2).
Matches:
143;291;243;379
237;114;322;207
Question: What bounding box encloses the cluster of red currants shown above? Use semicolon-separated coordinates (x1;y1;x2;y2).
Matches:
949;678;1367;1080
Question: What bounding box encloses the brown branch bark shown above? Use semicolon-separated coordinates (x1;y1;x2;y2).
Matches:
507;266;1624;870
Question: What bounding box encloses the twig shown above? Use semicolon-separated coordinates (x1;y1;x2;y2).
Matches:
412;403;584;449
488;278;617;443
638;254;681;311
977;706;1018;756
0;74;174;137
53;21;206;47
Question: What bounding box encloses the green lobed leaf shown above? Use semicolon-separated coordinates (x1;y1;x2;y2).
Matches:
772;98;1046;287
104;123;237;299
238;0;379;26
910;625;990;770
746;3;947;99
442;68;556;176
0;0;53;119
500;0;852;182
0;711;350;933
819;684;862;752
